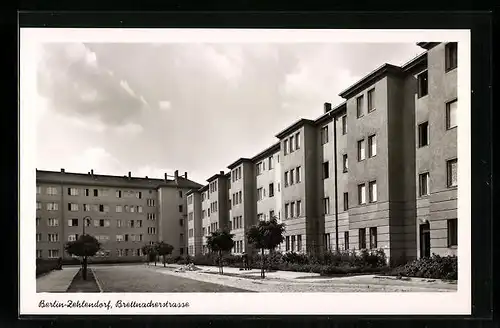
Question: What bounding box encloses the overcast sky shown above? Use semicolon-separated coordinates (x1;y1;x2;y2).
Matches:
35;42;424;184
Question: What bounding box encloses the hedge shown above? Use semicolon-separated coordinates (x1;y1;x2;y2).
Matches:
388;254;457;280
36;258;61;277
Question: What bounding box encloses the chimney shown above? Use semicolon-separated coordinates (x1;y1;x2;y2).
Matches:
184;172;187;179
220;171;224;175
90;169;94;176
174;170;179;185
60;168;65;173
145;176;148;179
128;171;131;179
164;173;168;182
324;102;332;113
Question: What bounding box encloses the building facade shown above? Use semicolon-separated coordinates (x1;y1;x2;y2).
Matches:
185;42;458;264
36;169;203;260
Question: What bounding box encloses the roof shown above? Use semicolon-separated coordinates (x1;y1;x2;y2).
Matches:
338;64;404;99
198;184;209;192
314;102;347;125
36;170;203;190
227;158;252;170
416;42;440;50
274;119;316;139
206;172;227;183
401;52;427;73
251;142;281;163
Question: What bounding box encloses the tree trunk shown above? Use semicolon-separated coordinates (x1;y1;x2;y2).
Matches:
261;249;265;279
218;251;223;274
163;255;166;267
82;256;88;281
154;255;157;266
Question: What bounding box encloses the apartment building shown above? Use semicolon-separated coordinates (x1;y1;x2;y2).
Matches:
184;41;458;264
35;169;203;260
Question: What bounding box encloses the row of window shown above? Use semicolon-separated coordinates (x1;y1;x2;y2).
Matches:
233;240;244;253
358;227;378;250
257;182;277;201
232;191;243;206
417;43;457;99
209;180;218;193
356;88;376;119
284;200;302;219
36;231;152;243
256;155;279;175
357;134;377;161
283;132;301;156
231;167;243;183
284;166;302;187
232;216;243;230
36;202;155;214
210;201;218;213
418;158;458;197
285;235;303;252
358;181;378;205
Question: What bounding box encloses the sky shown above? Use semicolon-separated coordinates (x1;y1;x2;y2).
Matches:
34;41;424;185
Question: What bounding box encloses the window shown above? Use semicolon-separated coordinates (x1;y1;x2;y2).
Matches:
295;132;301;149
446;99;458;129
291;235;296;252
284;140;289;155
290;135;295;152
239;191;242;204
269;183;274;197
188;229;194;238
188;212;194;221
68;188;79;196
417;71;428;98
178;190;182;198
324;233;331;251
419;172;430;197
356;95;364;118
297;235;302;252
445;42;458;71
187;195;193;205
368;135;377;157
268;156;274;170
68;234;79;242
36;233;42;242
36;186;41;194
343;192;349;211
93;189;98;197
116;205;122;213
369;227;378;249
46;187;58;195
321;126;329;144
342;154;348;173
148;227;156;235
48;250;59;258
257;188;264;201
322;162;330;179
137;206;143;213
147;199;155;206
418;122;429;147
36;202;42;210
83;204;91;212
447;219;458;247
369;181;377;203
47;218;59;227
358;184;366;204
358;139;366;161
179;205;183;213
290;169;295;185
341;115;347;135
285;203;290;219
257;213;264;221
285;236;290;252
296;166;302;183
359;228;366;249
179;219;184;227
284;171;289;187
48;233;59;242
47;202;58;211
296;200;302;216
147;213;156;220
84;189;90;196
36;217;40;226
256;162;264;175
36;250;42;258
447;159;458;187
269;210;275;219
323;197;330;215
367;89;375;112
116;234;124;242
290;202;295;218
344;231;349;250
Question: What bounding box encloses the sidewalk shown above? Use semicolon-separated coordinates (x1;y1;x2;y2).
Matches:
36;267;80;293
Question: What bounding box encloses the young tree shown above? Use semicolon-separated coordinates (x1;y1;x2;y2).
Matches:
206;229;235;274
141;244;153;265
156;241;174;267
65;234;101;280
246;217;286;278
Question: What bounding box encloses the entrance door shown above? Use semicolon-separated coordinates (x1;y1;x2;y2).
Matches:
419;223;431;258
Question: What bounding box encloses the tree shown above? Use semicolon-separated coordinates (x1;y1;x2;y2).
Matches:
65;234;101;280
141;244;154;265
206;229;235;274
246;217;286;278
156;241;174;267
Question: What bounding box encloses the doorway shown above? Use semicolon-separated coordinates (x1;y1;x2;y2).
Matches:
419;223;431;258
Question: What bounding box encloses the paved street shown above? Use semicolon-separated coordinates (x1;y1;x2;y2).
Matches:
92;265;251;292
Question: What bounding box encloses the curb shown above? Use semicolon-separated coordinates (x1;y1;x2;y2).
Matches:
64;268;81;292
91;268;104;293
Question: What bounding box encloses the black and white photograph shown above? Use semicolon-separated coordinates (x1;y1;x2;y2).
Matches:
20;27;471;315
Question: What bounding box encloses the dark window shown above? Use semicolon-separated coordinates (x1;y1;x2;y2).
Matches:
180;248;184;255
85;189;90;196
179;219;184;226
447;219;458;247
269;183;274;197
93;189;98;197
446;99;458;129
447;159;458;187
344;231;349;250
445;42;458;71
418;121;429;147
418;71;428;98
321;126;329;144
138;191;142;199
341;115;347;135
358;228;366;249
322;161;330;179
367;89;375;112
419;172;430;196
67;188;71;195
178;190;182;198
356;95;364;118
342;154;348;173
343;192;349;211
179;205;183;213
99;204;104;212
369;227;378;249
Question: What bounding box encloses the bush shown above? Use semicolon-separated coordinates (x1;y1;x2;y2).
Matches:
36;258;60;277
389;254;457;280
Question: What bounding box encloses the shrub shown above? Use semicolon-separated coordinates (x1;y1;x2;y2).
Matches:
390;254;457;280
36;258;60;277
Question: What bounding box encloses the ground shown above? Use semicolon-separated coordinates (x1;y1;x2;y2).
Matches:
93;264;250;292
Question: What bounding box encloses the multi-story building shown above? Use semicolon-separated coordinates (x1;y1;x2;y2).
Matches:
184;41;458;264
35;169;203;260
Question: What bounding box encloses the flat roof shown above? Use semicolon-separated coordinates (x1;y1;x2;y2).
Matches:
274;119;316;139
227;158;252;170
251;141;281;163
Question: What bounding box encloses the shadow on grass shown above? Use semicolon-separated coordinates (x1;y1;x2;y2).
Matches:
66;269;101;292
